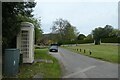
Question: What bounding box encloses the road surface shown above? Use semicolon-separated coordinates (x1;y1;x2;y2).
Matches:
49;48;118;78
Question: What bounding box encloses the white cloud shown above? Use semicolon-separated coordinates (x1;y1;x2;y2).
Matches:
33;1;118;35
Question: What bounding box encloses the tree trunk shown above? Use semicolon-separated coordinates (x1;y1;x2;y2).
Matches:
94;38;100;45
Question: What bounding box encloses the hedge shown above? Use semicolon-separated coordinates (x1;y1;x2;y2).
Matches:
101;37;120;43
58;37;120;45
58;39;94;45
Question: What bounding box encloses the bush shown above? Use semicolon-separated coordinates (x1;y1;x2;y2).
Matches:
101;37;120;43
35;45;48;49
58;39;94;45
77;39;94;44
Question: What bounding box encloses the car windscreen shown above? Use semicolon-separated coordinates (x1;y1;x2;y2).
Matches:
50;46;58;49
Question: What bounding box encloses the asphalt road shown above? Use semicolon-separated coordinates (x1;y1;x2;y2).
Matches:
49;47;118;78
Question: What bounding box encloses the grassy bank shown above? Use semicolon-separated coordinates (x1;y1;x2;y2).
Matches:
18;48;61;78
62;44;118;63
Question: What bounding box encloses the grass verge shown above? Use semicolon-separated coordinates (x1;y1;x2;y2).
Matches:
17;48;61;78
62;44;118;63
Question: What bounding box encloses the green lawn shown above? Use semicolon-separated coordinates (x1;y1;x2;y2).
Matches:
17;48;61;78
62;44;118;63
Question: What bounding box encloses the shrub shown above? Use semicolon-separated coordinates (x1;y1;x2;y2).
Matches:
58;39;94;45
101;37;120;43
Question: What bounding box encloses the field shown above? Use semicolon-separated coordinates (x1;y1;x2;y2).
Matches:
17;48;61;78
62;43;119;63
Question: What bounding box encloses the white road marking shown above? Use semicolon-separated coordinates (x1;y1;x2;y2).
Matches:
63;66;96;78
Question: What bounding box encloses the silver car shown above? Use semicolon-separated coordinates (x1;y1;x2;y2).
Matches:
49;45;58;52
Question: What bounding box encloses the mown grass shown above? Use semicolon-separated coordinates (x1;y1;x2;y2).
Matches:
62;44;119;63
17;48;61;78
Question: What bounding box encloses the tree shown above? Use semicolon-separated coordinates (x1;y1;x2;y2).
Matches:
33;18;43;45
85;34;93;40
92;27;103;45
2;2;36;49
49;33;59;43
109;29;120;38
51;18;68;40
103;25;113;38
92;25;114;45
77;34;86;40
63;23;78;41
51;18;78;43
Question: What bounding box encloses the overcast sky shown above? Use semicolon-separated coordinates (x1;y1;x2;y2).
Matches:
33;0;119;35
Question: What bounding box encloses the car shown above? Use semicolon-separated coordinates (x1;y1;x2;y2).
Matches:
50;44;58;46
49;45;58;52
